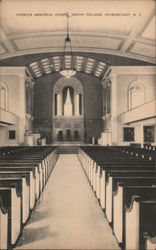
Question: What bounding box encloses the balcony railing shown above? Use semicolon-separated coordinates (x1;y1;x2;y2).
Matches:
0;108;16;125
120;100;156;124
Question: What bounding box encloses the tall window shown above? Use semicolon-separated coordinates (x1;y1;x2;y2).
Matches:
62;87;74;116
129;81;145;109
0;82;8;110
79;94;82;115
53;78;84;117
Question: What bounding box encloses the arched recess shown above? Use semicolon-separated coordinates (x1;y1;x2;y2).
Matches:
0;82;9;110
52;77;84;142
128;81;146;110
53;77;84;117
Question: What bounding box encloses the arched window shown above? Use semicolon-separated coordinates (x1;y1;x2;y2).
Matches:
0;82;8;110
129;81;145;109
62;86;74;116
53;77;84;117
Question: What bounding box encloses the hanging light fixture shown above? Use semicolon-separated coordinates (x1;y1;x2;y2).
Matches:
60;13;76;79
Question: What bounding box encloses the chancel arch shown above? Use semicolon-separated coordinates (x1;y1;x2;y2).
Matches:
53;77;84;142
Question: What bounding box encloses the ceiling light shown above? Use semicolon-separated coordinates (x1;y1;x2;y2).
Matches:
43;65;50;69
33;68;40;73
30;62;38;67
36;74;42;77
45;70;51;74
41;58;49;63
60;13;76;79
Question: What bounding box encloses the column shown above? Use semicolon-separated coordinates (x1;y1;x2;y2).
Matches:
25;76;35;116
140;123;144;147
75;94;79;116
25;77;35;133
30;80;35;116
111;72;118;145
101;80;107;132
107;81;111;114
57;94;62;116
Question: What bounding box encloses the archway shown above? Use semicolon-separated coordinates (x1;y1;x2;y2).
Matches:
52;77;84;143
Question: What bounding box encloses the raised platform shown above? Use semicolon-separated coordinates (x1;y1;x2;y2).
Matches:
53;143;101;153
53;142;85;154
53;141;85;145
58;146;78;154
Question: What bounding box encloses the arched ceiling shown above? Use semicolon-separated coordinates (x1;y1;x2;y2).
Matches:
28;55;109;79
0;0;155;72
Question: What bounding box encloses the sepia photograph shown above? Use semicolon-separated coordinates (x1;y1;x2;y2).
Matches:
0;0;156;249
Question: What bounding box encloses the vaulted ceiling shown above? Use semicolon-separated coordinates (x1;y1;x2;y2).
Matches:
28;55;109;79
0;0;155;79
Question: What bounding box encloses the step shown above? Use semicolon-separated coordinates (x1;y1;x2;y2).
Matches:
58;146;78;154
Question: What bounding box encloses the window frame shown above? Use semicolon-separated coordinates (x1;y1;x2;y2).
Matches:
0;82;9;110
128;81;146;110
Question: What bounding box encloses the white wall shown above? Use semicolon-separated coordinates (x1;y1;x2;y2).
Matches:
116;73;155;115
0;67;26;146
106;66;156;146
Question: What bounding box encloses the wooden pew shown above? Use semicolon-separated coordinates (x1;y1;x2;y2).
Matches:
0;147;58;201
0;149;58;192
113;184;156;249
80;145;156;162
144;235;156;250
0;172;31;224
0;159;45;191
96;161;155;187
144;144;156;151
125;196;156;250
0;164;40;204
78;147;156;210
0;146;58;249
98;166;156;209
106;174;156;225
93;163;155;207
0;146;28;156
0;188;9;250
78;147;156;250
110;145;156;161
0;180;22;249
0;160;47;196
2;163;41;194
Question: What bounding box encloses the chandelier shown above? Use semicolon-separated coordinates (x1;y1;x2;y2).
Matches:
60;13;76;79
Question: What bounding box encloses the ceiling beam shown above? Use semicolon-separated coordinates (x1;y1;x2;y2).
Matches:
0;25;16;54
120;10;155;53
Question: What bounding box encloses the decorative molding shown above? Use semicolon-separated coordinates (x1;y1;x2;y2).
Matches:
101;76;111;88
25;113;34;121
25;76;35;88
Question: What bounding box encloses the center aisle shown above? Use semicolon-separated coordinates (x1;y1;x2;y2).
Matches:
15;154;119;250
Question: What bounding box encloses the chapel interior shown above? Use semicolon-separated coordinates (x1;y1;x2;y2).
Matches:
0;0;156;250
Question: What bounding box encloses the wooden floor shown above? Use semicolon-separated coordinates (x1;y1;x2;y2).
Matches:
15;154;119;250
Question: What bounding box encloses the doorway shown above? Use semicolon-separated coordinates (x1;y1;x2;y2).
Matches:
57;130;63;141
74;130;79;141
66;129;71;141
